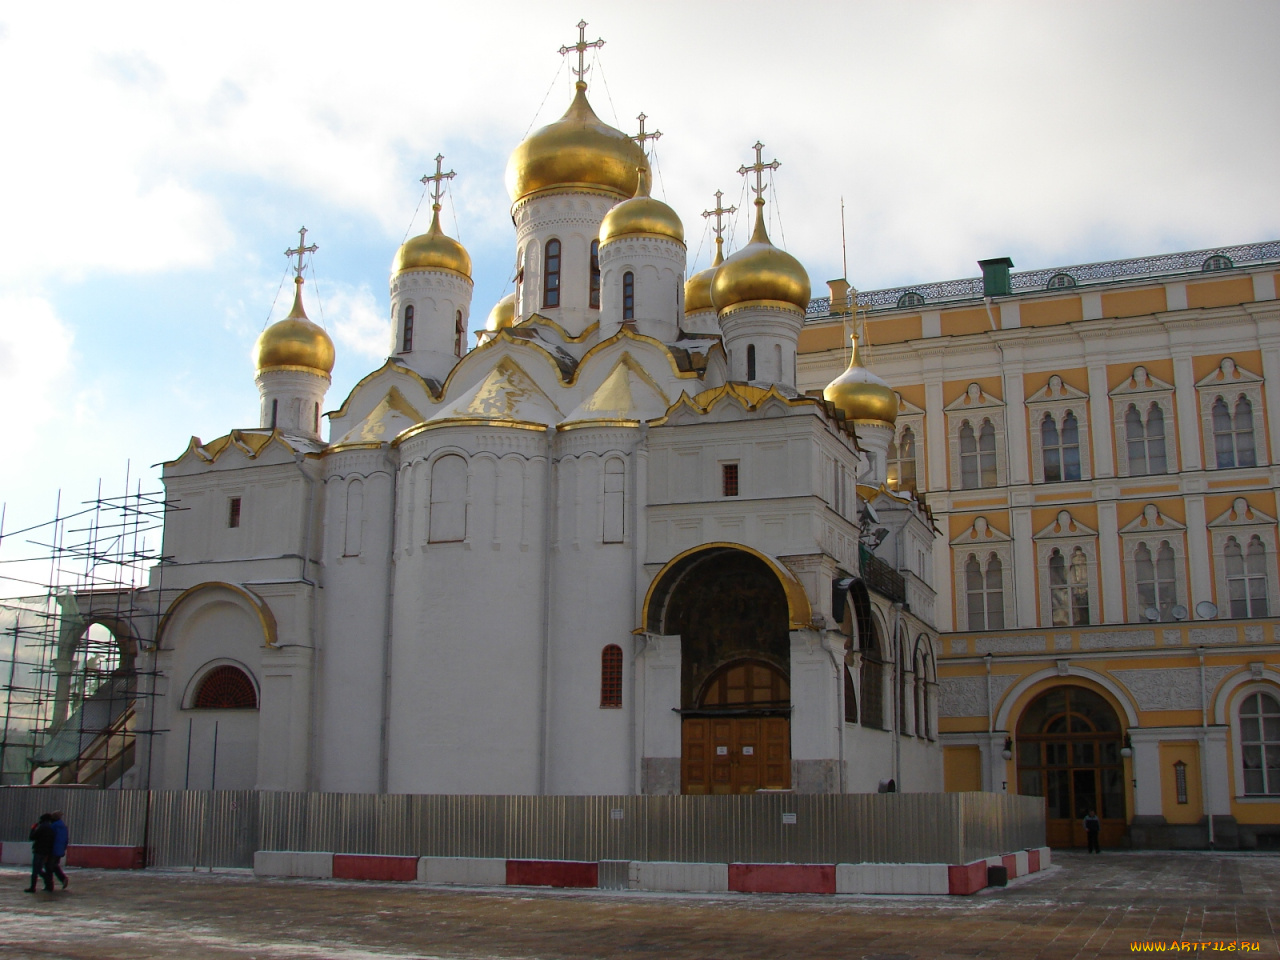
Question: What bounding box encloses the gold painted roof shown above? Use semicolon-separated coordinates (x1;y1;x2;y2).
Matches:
710;200;810;313
505;82;649;204
823;336;897;425
485;292;517;332
684;240;724;314
254;279;336;376
393;205;472;279
599;170;684;245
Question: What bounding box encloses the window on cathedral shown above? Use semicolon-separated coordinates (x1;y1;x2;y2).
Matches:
746;344;756;381
1225;535;1269;618
228;497;241;529
1240;691;1280;795
543;239;561;308
622;270;634;319
603;458;625;543
270;399;278;430
1049;546;1090;626
959;419;998;489
721;462;739;497
844;665;858;723
589;240;601;309
429;455;468;542
600;644;623;708
965;553;1004;630
1213;395;1257;469
313;402;320;433
1135;540;1178;620
343;480;363;557
886;426;916;493
1041;410;1081;482
1125;402;1168;475
860;643;885;730
193;665;258;709
402;304;414;353
455;310;465;357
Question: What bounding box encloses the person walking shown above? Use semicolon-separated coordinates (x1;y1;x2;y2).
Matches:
47;810;69;889
25;814;54;893
1083;809;1101;854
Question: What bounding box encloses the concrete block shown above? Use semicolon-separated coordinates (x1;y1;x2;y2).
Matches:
729;863;835;894
947;861;987;895
1037;846;1051;868
332;854;417;882
1012;850;1029;877
417;857;507;885
506;860;598;888
254;851;333;878
836;863;948;894
1027;848;1040;873
629;861;729;893
1;842;31;866
65;845;146;869
596;860;630;890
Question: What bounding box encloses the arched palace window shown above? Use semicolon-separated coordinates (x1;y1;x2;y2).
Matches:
1239;692;1280;795
1125;402;1167;475
1213;395;1257;469
965;553;1004;630
959;419;997;489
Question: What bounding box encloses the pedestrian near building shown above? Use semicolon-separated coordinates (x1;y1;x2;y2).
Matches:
25;814;54;893
1083;809;1101;854
48;810;69;889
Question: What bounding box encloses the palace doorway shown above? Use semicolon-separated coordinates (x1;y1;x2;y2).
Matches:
681;659;790;794
1015;685;1127;848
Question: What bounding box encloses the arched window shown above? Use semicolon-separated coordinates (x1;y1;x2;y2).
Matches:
979;419;998;486
844;665;858;723
193;665;258;709
746;344;756;381
343;479;363;557
622;270;635;320
428;454;468;543
1226;535;1269;618
1042;411;1080;482
1214;396;1257;469
543;239;561;308
401;304;414;353
1126;402;1167;475
455;310;465;357
888;426;916;492
1239;691;1280;794
966;553;1004;630
1046;272;1076;289
1136;541;1178;620
600;644;623;708
1049;547;1090;626
602;457;625;543
1202;254;1233;272
589;240;601;309
897;291;925;308
959;421;978;489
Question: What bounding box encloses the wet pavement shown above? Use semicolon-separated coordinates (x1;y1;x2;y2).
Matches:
0;851;1277;959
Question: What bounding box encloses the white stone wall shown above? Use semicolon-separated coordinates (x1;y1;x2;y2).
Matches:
513;191;617;336
389;269;474;384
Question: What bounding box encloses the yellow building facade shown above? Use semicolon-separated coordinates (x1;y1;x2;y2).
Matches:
798;242;1280;848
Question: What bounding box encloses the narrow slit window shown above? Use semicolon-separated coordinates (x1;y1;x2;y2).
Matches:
543;239;561;308
402;304;414;352
455;310;465;357
746;344;756;381
589;240;601;309
228;497;242;529
600;644;623;708
622;270;634;319
1174;760;1188;804
722;463;739;497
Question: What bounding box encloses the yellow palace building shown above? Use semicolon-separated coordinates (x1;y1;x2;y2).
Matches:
798;242;1280;849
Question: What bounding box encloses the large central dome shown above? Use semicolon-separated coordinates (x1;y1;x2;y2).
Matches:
505;82;649;204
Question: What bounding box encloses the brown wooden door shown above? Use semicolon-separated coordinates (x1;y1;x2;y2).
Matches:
681;716;790;794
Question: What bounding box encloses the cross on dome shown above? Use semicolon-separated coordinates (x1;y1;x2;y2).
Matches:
285;226;318;280
420;154;456;208
701;190;737;242
558;20;604;85
632;113;662;153
738;141;780;205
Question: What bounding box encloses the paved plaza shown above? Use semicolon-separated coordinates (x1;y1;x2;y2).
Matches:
0;851;1277;959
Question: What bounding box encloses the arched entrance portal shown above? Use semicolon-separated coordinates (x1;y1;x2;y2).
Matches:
1016;685;1127;848
644;545;800;794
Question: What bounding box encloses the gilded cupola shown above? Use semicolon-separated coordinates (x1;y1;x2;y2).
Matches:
485;292;517;332
710;198;811;313
505;81;650;205
823;335;897;426
254;277;336;377
599;169;684;245
392;204;472;280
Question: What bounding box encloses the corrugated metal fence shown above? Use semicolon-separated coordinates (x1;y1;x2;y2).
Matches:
0;789;1043;868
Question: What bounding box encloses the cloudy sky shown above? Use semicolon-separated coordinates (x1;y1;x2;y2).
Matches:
1;0;1277;590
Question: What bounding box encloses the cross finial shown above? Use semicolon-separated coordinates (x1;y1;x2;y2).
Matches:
701;190;737;266
285;226;318;280
420;153;456;208
632;112;663;152
737;141;781;204
558;20;605;85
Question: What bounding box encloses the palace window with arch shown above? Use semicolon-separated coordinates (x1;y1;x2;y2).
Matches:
1111;366;1177;478
1119;505;1187;622
1209;498;1280;621
887;422;920;494
951;517;1014;631
1027;375;1091;484
1035;511;1100;628
946;384;1006;490
1198;358;1267;470
1238;690;1280;795
963;552;1005;630
543;238;561;308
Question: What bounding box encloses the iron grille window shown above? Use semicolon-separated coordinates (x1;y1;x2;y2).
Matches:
194;665;258;709
1174;760;1188;804
543;239;561;308
722;463;739;497
600;644;623;708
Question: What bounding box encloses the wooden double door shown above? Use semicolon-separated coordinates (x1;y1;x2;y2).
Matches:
681;716;790;794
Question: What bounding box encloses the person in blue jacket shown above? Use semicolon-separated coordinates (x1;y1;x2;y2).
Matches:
47;810;69;889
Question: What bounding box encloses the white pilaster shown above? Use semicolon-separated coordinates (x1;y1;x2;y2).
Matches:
924;377;946;491
1097;500;1123;623
1011;507;1036;627
1003;363;1029;486
1184;495;1212;609
1172;354;1203;471
1087;363;1115;478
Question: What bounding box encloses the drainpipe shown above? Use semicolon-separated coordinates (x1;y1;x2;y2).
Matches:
891;600;904;789
378;447;398;794
293;453;319;791
537;433;556;795
1199;645;1214;848
629;425;647;795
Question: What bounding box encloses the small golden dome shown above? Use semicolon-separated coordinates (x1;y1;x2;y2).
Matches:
685;239;724;315
599;170;684;245
393;205;472;279
255;279;336;376
823;336;897;425
486;292;517;332
710;201;811;313
505;82;650;204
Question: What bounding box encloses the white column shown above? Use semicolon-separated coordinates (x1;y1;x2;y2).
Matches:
1004;365;1029;486
1088;363;1115;478
925;378;947;492
789;630;842;793
1172;353;1202;471
1012;507;1035;628
1130;730;1163;817
932;537;954;632
637;633;682;795
1257;324;1280;463
1201;727;1231;816
1097;501;1123;623
1184;495;1212;609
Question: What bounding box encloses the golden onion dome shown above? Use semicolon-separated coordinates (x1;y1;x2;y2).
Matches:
485;292;517;332
823;336;897;426
392;205;472;279
599;169;684;245
684;238;724;314
505;82;650;204
254;279;336;376
710;200;811;313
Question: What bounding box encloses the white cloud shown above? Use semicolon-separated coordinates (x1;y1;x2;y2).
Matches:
321;282;389;362
0;295;73;441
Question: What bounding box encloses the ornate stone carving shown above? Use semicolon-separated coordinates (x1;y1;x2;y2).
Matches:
972;634;1046;655
1189;627;1240;646
939;674;1017;718
1079;630;1156;650
1110;666;1237;711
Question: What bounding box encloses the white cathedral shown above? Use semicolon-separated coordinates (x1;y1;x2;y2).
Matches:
140;29;941;797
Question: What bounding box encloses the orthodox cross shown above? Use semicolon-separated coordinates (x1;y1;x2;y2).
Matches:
701;190;737;243
420;154;456;207
285;226;318;279
558;20;604;83
632;113;662;152
737;141;780;203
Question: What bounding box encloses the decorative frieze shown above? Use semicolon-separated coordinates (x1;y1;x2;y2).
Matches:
1078;629;1156;650
1110;666;1237;712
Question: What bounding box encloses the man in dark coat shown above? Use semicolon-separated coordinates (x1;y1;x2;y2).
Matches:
1083;809;1102;854
48;810;69;888
25;814;54;893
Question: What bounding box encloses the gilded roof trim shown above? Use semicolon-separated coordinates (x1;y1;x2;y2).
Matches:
158;581;278;649
393;417;549;445
328;359;440;419
571;327;702;385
